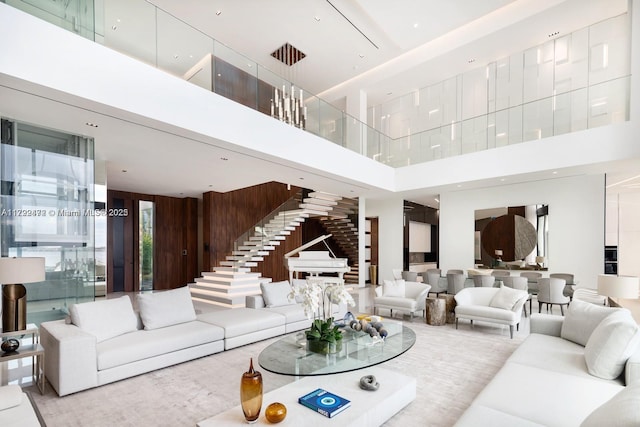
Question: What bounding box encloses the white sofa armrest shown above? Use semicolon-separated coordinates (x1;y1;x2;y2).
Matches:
625;346;640;386
246;295;266;309
40;320;99;396
530;313;563;337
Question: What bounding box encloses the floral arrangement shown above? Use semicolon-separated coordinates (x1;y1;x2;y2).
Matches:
289;278;355;352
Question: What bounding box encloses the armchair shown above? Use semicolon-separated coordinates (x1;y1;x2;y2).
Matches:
473;275;496;288
374;280;431;320
447;272;468;294
550;273;575;300
426;269;447;296
537;278;570;315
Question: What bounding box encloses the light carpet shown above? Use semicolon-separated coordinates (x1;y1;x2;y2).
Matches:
28;319;526;427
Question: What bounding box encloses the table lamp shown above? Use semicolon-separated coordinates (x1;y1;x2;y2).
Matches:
597;274;640;306
494;250;503;262
0;257;45;332
536;256;546;269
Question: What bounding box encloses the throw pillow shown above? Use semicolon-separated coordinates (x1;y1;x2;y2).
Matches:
70;296;138;342
561;299;620;346
581;382;640;427
584;310;640;380
383;279;406;297
489;285;527;310
261;281;295;307
138;286;197;330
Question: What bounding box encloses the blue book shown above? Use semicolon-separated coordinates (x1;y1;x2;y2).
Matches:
298;388;351;418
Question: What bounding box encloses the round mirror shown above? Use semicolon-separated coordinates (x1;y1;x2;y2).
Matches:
481;214;537;262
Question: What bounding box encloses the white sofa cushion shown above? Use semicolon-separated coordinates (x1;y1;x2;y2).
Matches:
561;299;620;346
70;295;138;342
581;382;640;427
260;281;295;307
198;308;285;338
584;310;640;380
489;285;525;310
97;320;224;371
383;279;405;297
0;385;22;410
138;286;197;330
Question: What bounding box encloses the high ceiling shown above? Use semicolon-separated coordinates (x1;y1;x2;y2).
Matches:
1;0;636;205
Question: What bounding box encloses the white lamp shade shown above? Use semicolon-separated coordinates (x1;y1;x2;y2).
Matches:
536;256;546;264
0;257;45;284
597;274;639;299
495;250;503;256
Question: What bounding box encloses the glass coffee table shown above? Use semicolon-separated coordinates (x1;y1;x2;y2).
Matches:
258;322;416;376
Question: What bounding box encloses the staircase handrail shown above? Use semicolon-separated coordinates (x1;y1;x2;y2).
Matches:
231;190;303;255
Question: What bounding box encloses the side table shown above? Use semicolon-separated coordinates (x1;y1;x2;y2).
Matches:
438;294;457;324
1;324;45;394
425;297;446;326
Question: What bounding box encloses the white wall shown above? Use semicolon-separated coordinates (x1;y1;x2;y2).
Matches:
365;196;404;284
439;174;605;288
618;192;640;277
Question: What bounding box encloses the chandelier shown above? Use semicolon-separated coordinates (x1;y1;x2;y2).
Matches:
271;84;307;129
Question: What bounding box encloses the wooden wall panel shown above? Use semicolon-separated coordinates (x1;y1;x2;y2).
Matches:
203;182;301;281
107;190;198;292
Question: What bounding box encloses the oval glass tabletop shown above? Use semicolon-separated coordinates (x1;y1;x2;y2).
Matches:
258;323;416;376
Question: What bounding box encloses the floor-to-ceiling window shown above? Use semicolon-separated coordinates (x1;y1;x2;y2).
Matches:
0;119;95;324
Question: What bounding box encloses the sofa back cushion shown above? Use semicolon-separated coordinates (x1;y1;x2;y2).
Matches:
138;286;197;330
561;299;620;346
70;295;138;342
584;310;640;380
261;281;295;307
383;279;406;297
580;382;640;427
489;285;527;311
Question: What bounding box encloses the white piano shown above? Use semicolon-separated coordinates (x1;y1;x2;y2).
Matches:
284;234;350;282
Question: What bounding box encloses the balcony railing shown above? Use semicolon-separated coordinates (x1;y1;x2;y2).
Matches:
3;0;631;169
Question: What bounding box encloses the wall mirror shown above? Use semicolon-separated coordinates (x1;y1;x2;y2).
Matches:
474;205;548;269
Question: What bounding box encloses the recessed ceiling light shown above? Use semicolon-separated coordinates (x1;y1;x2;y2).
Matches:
220;157;228;161
386;92;393;95
217;73;221;77
173;54;179;59
247;64;252;68
314;16;320;21
85;122;98;128
468;58;476;63
208;185;213;187
548;31;560;38
111;25;117;30
122;169;127;173
457;184;462;188
299;177;304;180
216;10;222;16
413;23;419;28
434;198;440;203
500;178;506;182
552;171;558;174
359;53;365;58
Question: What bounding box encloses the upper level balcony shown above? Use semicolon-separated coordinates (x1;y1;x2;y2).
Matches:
0;0;633;171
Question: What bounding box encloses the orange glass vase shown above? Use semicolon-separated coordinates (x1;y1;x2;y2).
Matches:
240;358;263;423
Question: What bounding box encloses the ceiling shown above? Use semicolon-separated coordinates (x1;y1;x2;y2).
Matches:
1;0;637;205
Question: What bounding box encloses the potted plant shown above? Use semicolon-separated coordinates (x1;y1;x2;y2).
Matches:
290;278;354;355
305;317;343;354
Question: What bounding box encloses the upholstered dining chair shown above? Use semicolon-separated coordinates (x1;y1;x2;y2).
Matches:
401;271;418;282
537;278;570;315
550;273;575;300
426;269;447;296
520;271;542;294
447;272;468;295
473;275;496;288
447;269;465;276
502;276;532;316
491;270;511;278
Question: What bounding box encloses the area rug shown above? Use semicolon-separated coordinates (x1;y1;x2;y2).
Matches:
29;320;525;427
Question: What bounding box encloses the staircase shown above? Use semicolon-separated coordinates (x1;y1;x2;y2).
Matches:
190;191;359;308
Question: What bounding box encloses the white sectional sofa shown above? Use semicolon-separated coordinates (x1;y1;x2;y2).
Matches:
40;287;226;396
0;385;44;427
455;300;640;426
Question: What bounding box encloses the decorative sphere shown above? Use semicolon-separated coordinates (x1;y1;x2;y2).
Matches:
354;322;362;331
265;402;287;423
360;320;369;330
1;338;19;353
379;328;388;338
350;320;359;330
371;322;383;330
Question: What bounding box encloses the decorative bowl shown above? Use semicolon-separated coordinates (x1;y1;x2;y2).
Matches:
1;338;20;353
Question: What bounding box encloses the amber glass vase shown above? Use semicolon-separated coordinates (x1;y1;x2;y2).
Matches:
240;358;263;423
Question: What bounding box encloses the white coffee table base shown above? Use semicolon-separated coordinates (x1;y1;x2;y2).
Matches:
197;367;416;427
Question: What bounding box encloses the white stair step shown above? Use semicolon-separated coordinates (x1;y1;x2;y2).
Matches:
211;266;253;273
299;203;332;212
203;271;260;279
303;197;338;207
226;255;264;261
220;261;258;267
308;192;342;201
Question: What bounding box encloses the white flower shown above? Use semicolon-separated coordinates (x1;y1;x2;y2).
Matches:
291;278;355;320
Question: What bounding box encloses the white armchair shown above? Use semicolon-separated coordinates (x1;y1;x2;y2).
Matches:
374;280;431;320
537;277;570;315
